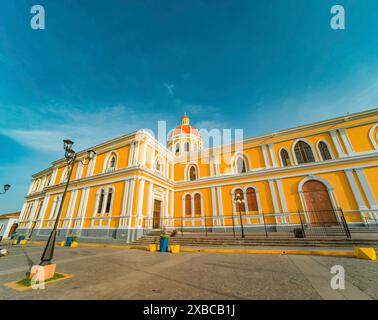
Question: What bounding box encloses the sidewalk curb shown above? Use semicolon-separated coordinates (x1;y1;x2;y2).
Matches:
28;241;373;257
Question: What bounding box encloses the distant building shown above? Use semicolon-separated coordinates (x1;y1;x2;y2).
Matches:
16;109;378;242
0;212;20;240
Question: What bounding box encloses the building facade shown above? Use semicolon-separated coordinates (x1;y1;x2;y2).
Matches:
17;109;378;242
0;212;20;240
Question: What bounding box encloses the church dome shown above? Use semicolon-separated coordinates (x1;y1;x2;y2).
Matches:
168;113;201;140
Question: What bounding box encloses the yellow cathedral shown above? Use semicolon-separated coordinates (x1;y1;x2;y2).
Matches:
17;108;378;242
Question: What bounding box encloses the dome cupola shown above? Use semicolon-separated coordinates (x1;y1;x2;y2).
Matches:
168;113;202;155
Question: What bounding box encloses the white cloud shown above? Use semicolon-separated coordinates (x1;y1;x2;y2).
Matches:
0;104;175;153
164;83;175;96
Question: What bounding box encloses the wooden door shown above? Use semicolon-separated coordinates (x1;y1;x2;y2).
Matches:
303;180;338;226
153;200;162;229
7;223;18;237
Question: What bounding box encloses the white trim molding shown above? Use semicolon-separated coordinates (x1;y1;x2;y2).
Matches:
369;123;378;150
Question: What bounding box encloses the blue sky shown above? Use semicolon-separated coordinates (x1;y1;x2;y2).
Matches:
1;0;378;212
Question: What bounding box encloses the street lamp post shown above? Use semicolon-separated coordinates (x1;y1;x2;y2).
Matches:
0;184;11;195
234;194;245;238
39;140;96;266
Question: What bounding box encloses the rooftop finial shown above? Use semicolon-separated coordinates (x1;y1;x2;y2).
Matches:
181;112;189;125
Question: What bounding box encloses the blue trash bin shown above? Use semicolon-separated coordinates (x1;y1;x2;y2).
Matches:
65;236;75;247
159;237;169;252
17;235;25;244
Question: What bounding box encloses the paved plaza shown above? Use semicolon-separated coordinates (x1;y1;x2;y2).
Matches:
0;244;377;300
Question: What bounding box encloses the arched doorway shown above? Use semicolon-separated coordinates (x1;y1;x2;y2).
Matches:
7;223;18;238
302;180;338;226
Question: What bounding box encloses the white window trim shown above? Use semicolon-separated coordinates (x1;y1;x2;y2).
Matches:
278;147;293;167
369;123;378;150
316;140;335;161
291;138;319;165
230;151;251;174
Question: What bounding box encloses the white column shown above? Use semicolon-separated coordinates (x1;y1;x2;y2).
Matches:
147;182;153;218
50;168;58;185
268;179;280;224
137;179;145;216
170;189;174;219
66;190;78;229
142;142;147;167
127;179;135;228
261;144;270;168
339;128;354;155
121;180;130;219
27;201;38;228
276;179;290;223
38;195;49;225
355;168;378;222
133;142;140;166
128;143;135;167
19;202;28;222
191;195;195;226
216;187;224;225
171;161;174;180
330;130;346;158
76;162;84;180
79;187;90;232
268;143;278;168
345;169;368;224
355;169;378;209
136;178;145;228
211;187;218;225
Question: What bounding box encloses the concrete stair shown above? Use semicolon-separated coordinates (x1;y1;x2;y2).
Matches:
131;233;378;248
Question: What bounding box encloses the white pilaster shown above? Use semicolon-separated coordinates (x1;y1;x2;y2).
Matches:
345;169;368;224
268;143;278;168
355;168;378;210
268;179;280;224
330;130;346;158
339;128;354;155
128;142;135;167
261;144;270;168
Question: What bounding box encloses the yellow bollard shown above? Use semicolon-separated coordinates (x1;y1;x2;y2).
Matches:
70;241;78;248
170;244;180;254
354;247;377;260
148;244;157;252
20;240;28;245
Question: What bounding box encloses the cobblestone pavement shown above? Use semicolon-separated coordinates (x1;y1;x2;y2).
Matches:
0;244;377;300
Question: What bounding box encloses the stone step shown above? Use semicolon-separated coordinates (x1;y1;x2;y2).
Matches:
132;232;378;247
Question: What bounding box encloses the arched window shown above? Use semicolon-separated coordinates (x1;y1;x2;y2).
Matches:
175;143;180;154
34;180;40;192
318;141;332;161
185;194;191;216
156;159;161;172
234;188;245;212
294;141;315;164
280;149;291;167
246;188;258;212
105;189;113;213
184;142;190;152
194;194;201;216
193;143;198;152
236;157;247;174
189;165;197;181
109;156;116;168
97;190;105;214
